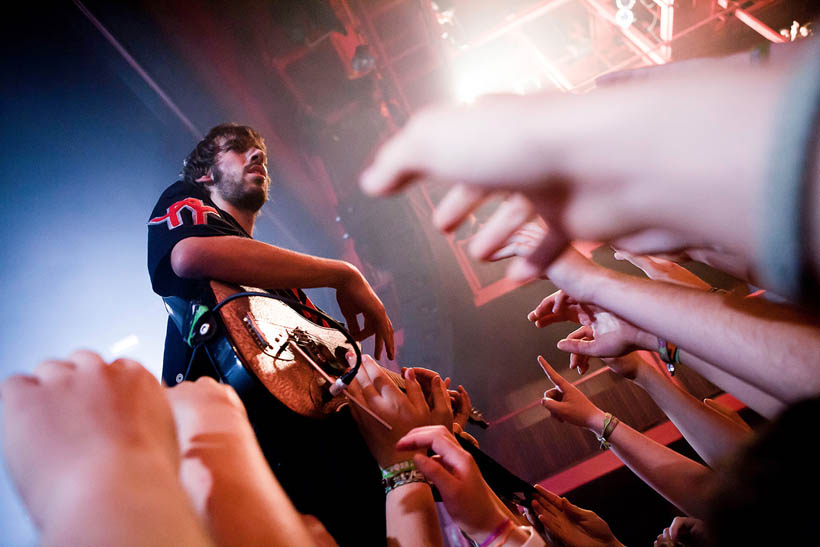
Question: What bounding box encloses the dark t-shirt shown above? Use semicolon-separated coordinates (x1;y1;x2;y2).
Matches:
146;181;385;545
147;180;246;385
147;180;324;384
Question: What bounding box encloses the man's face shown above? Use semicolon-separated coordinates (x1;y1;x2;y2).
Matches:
210;137;270;212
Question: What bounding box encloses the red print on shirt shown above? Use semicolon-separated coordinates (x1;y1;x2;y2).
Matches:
148;198;220;229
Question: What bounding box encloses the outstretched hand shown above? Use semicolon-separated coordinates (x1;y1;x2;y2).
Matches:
0;351;180;528
396;425;514;544
538;355;604;430
530;485;623;547
359;72;769;279
528;290;653;374
336;266;395;360
654;516;709;547
0;351;212;546
166;377;317;546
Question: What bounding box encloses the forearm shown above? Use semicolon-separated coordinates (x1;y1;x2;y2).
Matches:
579;271;820;402
385;483;443;547
676;349;785;419
43;456;211;546
171;235;355;289
632;363;751;467
181;432;315;546
586;412;712;518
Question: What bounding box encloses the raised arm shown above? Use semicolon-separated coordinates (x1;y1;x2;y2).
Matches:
545;248;820;404
166;377;318;546
538;356;713;517
397;426;544;547
346;356;443;547
360;38;820;305
0;351;212;546
604;352;752;467
171;236;394;359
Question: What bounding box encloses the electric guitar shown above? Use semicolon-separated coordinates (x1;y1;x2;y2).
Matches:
196;280;534;505
208;280;488;426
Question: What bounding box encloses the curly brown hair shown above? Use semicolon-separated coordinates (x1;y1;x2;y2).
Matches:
182;123;266;184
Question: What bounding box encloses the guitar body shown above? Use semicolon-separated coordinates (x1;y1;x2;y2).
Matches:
210;280;356;418
208;281;533;505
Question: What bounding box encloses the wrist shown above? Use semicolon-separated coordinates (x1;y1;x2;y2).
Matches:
465;513;512;546
633;330;658;352
329;260;360;289
584;408;608;433
377;449;424;469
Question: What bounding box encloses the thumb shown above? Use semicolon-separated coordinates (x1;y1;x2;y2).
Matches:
561;497;593;521
540;395;563;420
557;337;607;357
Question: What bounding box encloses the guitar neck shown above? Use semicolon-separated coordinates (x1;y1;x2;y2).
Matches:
383;367;406;389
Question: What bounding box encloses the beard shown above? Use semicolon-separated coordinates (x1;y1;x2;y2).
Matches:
212;165;269;212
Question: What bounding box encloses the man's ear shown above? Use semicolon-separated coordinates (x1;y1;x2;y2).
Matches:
195;170;214;186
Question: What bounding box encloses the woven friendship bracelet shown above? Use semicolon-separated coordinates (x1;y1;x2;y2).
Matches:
381;459;416;480
596;412;620;450
382;469;428;494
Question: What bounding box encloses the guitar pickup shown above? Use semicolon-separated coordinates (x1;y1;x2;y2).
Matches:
243;314;289;357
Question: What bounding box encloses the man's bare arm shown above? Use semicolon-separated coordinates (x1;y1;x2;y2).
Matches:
171;236;355;289
171;236;394;358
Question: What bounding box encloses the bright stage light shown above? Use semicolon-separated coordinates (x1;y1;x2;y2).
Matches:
451;41;544;103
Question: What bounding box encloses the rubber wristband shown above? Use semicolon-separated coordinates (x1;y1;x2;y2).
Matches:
479;518;512;547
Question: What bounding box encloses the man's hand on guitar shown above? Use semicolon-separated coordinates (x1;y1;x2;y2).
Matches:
335;264;395;361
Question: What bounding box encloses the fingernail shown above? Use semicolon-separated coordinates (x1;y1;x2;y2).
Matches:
576;366;582;375
346;352;356;365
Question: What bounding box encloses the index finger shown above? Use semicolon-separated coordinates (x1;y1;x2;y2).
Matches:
432;184;488;233
467;193;534;260
508;226;569;281
528;291;560;322
429;375;452;415
537;355;567;390
380;315;395;361
533;484;563;507
396;425;463;460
